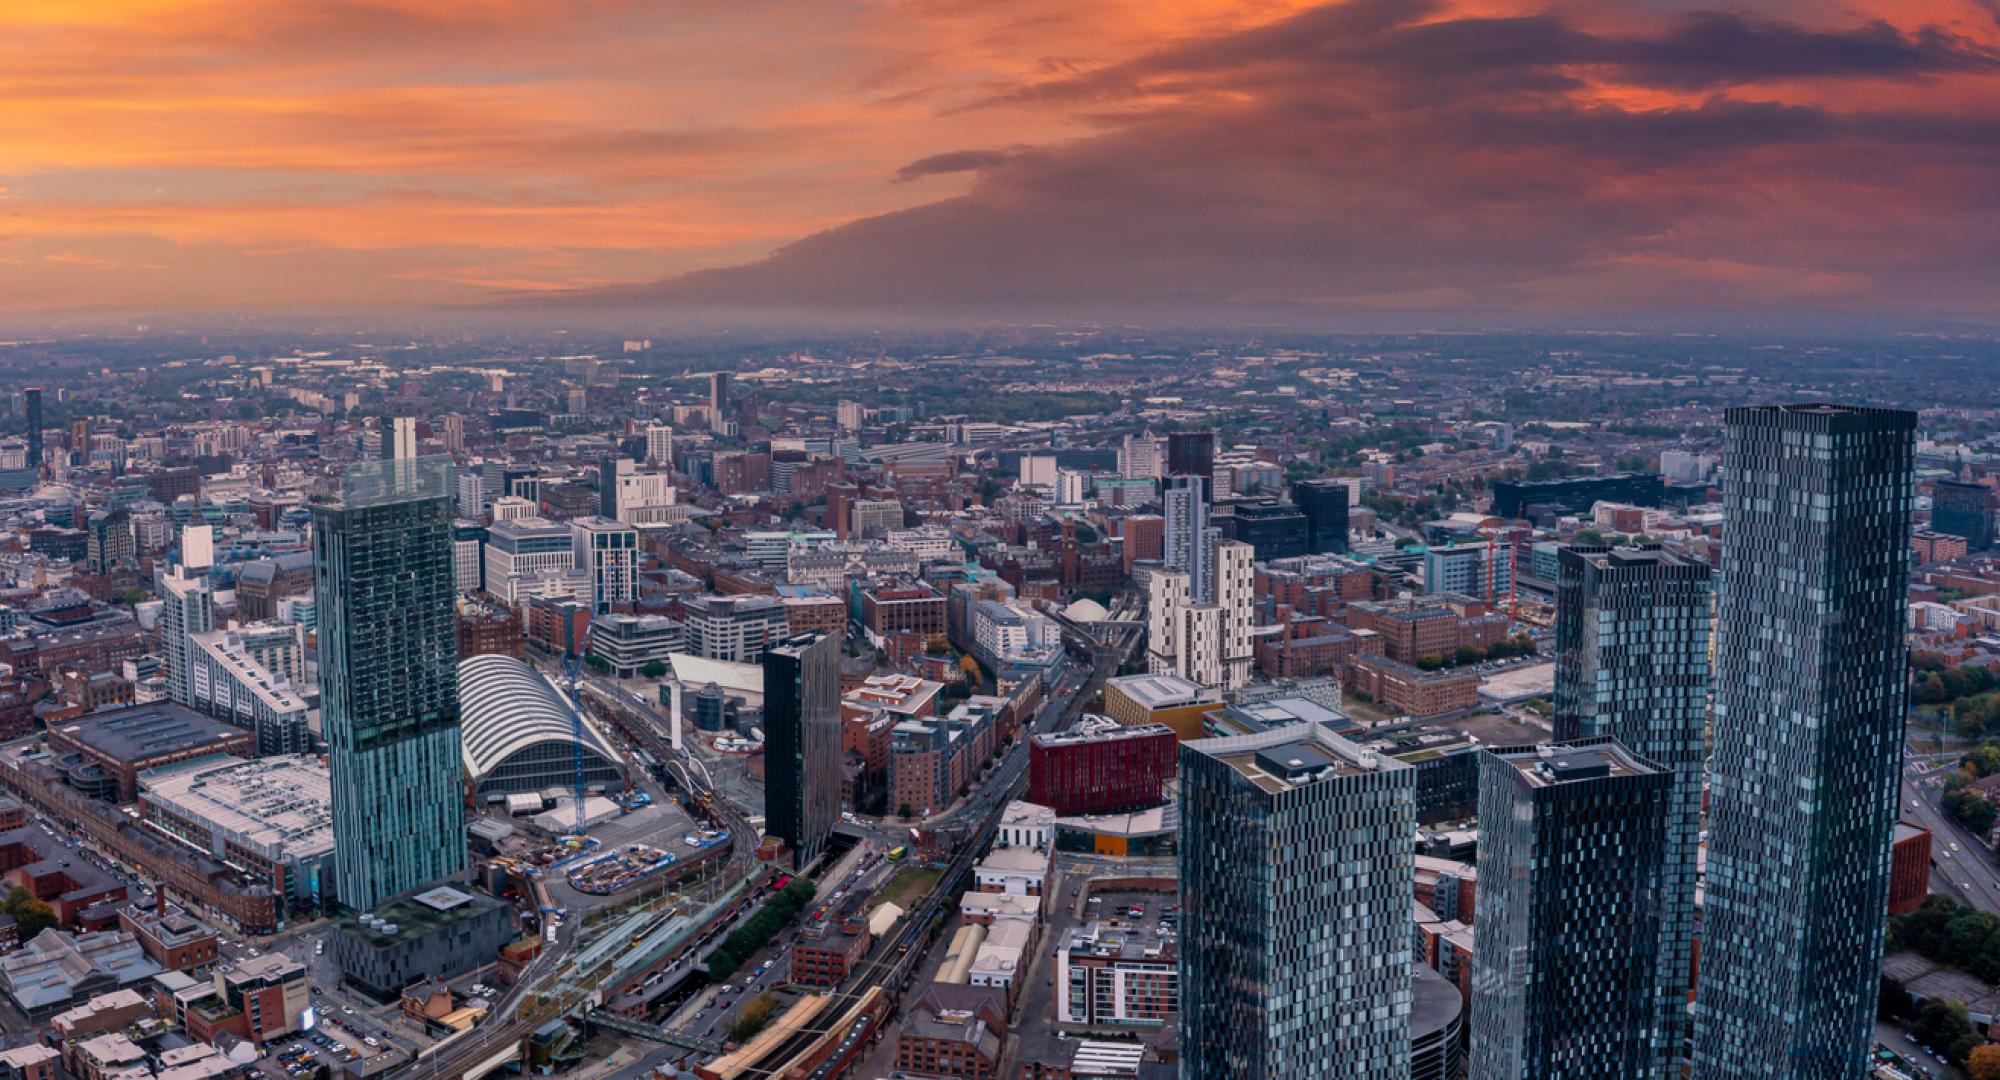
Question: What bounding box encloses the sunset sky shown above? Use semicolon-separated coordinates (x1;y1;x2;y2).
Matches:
5;0;2000;324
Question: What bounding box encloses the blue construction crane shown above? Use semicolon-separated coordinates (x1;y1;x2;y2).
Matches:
562;651;586;834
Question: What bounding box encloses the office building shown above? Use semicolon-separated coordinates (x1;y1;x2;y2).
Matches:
1178;724;1414;1078
1555;544;1711;1065
1693;404;1915;1077
1221;501;1309;562
570;516;638;613
1470;739;1673;1079
683;594;790;662
597;455;629;518
764;631;841;870
1424;542;1512;601
388;416;418;461
850;498;904;539
1932;478;1994;550
1292;479;1352;555
483;516;575;603
45;703;255;803
313;458;464;914
709;371;731;423
587;613;683;677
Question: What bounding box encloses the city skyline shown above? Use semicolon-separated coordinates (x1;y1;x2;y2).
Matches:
0;1;1998;325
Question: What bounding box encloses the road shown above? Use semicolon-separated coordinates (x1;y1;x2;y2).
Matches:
1902;751;2000;916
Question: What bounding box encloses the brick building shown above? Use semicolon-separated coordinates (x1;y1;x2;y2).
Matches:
1346;654;1480;717
1026;719;1176;815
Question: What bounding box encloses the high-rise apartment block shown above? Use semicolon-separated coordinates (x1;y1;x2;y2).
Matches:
1554;544;1710;1068
1147;537;1253;689
1693;404;1914;1077
313;458;464;913
1469;738;1673;1079
1179;724;1414;1078
570;516;638;613
764;631;841;870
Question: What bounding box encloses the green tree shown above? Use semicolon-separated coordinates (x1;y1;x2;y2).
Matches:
1915;672;1950;705
1452;645;1484;667
1415;655;1444;672
1967;744;2000;779
1572;528;1606;546
1945;789;1999;834
640;660;668;679
1;886;56;939
1915;999;1981;1063
725;992;781;1043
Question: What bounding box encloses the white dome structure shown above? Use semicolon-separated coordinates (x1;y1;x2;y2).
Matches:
458;654;625;798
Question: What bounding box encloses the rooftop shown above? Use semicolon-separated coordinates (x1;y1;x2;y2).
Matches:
1187;722;1404;795
1106;673;1219;709
53;702;249;765
1492;739;1659;788
139;755;332;863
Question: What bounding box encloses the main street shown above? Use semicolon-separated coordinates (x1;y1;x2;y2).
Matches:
1902;748;2000;916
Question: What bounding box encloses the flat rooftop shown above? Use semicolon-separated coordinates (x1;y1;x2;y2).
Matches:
53;703;248;764
139;755;332;862
1106;673;1218;709
1496;740;1658;787
1188;722;1402;795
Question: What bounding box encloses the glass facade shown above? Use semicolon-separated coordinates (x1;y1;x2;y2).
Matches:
1693;404;1914;1078
314;458;465;913
1469;738;1672;1079
763;630;842;870
1178;724;1414;1079
1554;544;1711;1072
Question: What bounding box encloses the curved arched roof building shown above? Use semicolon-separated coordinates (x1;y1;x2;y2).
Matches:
458;654;625;798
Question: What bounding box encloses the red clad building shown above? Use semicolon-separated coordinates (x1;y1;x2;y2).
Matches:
1889;822;1933;916
1026;719;1176;815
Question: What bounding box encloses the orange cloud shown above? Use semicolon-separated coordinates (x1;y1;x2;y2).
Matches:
0;0;1995;321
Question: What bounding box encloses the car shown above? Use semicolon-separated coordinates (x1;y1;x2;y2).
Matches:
364;1038;379;1048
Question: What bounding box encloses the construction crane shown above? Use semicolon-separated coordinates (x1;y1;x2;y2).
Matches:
562;651;586;834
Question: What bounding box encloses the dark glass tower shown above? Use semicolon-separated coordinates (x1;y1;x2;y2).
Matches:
763;630;841;871
1693;404;1914;1078
23;387;41;468
1555;544;1711;1069
1179;724;1414;1078
1166;430;1216;494
314;458;465;913
1469;738;1672;1079
1292;478;1352;555
1932;478;1994;550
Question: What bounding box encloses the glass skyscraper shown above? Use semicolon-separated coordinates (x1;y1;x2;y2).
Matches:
1693;404;1915;1077
1178;724;1413;1078
763;630;841;871
314;457;465;913
1555;544;1711;1071
1469;738;1672;1079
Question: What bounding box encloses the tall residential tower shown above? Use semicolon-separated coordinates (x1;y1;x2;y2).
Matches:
763;630;841;871
314;458;465;913
1555;544;1711;1069
1693;404;1915;1077
1470;738;1673;1079
1178;724;1414;1078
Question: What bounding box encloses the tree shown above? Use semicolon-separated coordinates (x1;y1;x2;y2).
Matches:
1966;1043;2000;1080
1415;655;1444;672
1945;789;1999;834
641;660;668;680
585;654;611;673
0;887;56;939
1572;528;1606;546
1453;645;1484;667
1915;672;1950;705
958;655;981;682
1916;999;1981;1064
725;992;781;1043
899;803;914;820
1967;744;2000;779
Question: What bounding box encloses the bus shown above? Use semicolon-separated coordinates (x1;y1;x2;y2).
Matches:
887;846;907;863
